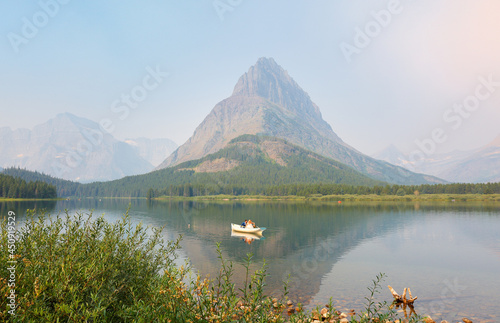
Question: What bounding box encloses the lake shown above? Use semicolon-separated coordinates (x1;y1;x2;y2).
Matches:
2;199;500;322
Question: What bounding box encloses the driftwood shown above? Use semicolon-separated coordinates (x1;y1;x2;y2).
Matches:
388;285;419;319
388;285;418;304
389;301;417;318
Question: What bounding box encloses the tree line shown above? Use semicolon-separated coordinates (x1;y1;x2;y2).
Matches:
3;167;499;199
0;174;57;199
149;182;500;198
2;167;80;197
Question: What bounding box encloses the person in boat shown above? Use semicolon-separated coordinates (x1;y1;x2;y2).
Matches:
243;237;254;245
241;219;247;228
246;219;255;228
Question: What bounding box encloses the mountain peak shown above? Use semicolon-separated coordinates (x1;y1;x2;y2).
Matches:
372;144;407;168
232;57;293;97
1;113;155;182
51;112;99;130
156;58;443;184
255;56;280;68
157;57;340;170
231;57;321;118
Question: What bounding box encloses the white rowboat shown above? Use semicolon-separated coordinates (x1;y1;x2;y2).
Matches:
231;223;266;235
230;231;265;240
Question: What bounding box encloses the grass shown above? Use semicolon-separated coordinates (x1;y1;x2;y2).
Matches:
0;198;63;202
1;209;432;322
154;193;500;202
313;193;500;202
156;194;305;201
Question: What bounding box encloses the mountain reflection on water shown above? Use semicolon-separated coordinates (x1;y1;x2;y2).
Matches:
2;199;499;322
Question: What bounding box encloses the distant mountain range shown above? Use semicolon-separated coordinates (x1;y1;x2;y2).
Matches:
373;134;500;183
0;113;177;182
7;58;494;188
124;138;177;167
157;57;443;185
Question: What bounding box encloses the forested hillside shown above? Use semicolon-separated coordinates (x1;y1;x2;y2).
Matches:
2;167;80;197
259;182;500;197
79;135;384;197
0;173;57;199
3;165;499;199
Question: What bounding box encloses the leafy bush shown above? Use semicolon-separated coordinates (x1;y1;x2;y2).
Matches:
1;210;180;321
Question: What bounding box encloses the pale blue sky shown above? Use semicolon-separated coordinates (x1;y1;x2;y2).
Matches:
1;0;499;155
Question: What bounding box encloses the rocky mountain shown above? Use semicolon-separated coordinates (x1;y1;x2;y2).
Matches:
372;145;470;177
372;144;409;168
0;113;154;182
373;134;500;183
157;57;442;185
439;135;500;183
124;137;177;167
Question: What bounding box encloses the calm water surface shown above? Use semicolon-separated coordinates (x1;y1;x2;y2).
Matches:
2;199;500;322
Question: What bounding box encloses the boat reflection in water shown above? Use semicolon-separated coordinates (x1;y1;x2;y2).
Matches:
230;230;266;245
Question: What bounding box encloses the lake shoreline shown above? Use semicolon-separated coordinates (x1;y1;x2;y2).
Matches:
5;193;499;203
0;198;63;202
152;193;500;202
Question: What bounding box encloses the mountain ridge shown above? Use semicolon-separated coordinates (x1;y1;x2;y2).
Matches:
373;134;500;183
124;137;177;167
0;113;176;182
157;57;443;185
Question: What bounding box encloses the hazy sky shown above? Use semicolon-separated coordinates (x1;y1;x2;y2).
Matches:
1;0;499;155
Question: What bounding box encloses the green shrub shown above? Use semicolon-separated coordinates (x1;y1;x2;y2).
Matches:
1;209;181;322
